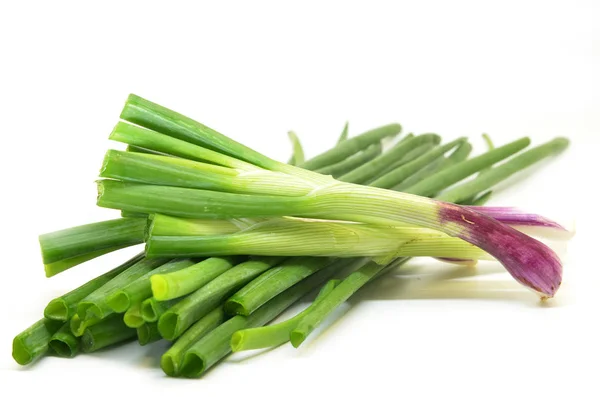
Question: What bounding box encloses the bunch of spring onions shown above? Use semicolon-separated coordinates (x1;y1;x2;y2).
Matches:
13;94;571;378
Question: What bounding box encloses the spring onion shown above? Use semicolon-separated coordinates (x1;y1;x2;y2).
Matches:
146;217;491;260
338;133;440;184
314;143;382;178
12;319;62;365
77;256;169;321
231;279;340;352
150;257;241;301
141;296;185;323
101;149;316;197
224;257;336;316
39;218;146;276
157;256;282;340
455;134;495;205
370;138;465;188
123;301;145;328
376;141;437;178
392;139;473;191
291;258;409;347
44;253;144;321
161;307;226;377
42;248;128;278
101;177;560;298
48;323;79;358
106;258;196;313
99;95;564;297
15;93;571;377
437;138;569;203
298;124;402;170
180;262;343;377
404;137;531;196
81;315;137;353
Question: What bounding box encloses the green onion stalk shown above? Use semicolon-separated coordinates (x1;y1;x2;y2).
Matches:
99;94;568;297
123;302;145;328
150;257;242;301
44;253;144;321
161;307;226;377
38;218;146;277
234;256;405;351
141;296;186;323
48;323;80;358
289;258;409;347
76;256;170;320
223;257;346;317
157;256;285;340
81;315;137;352
147;217;489;261
106;258;197;313
230;279;341;352
12;319;62;365
179;259;347;377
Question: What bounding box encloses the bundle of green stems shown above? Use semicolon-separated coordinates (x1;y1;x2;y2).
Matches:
13;94;569;378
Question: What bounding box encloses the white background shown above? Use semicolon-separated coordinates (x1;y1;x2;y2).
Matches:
0;1;596;396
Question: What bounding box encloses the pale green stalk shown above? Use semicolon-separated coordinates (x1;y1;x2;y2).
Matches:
147;217;488;260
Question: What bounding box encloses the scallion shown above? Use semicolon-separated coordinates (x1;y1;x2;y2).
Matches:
150;257;241;301
39;218;146;276
161;307;226;377
77;256;169;321
12;319;62;365
157;256;282;340
180;262;343;377
298;124;402;170
48;323;79;358
230;279;340;352
314;143;382;178
123;301;145;328
81;315;137;353
141;296;185;323
291;258;409;347
436;138;569;203
338;133;440;184
98;110;563;297
44;253;145;321
106;258;196;313
224;257;336;316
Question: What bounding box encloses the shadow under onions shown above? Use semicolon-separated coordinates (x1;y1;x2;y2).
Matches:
292;260;562;354
138;339;171;368
354;260;529;302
